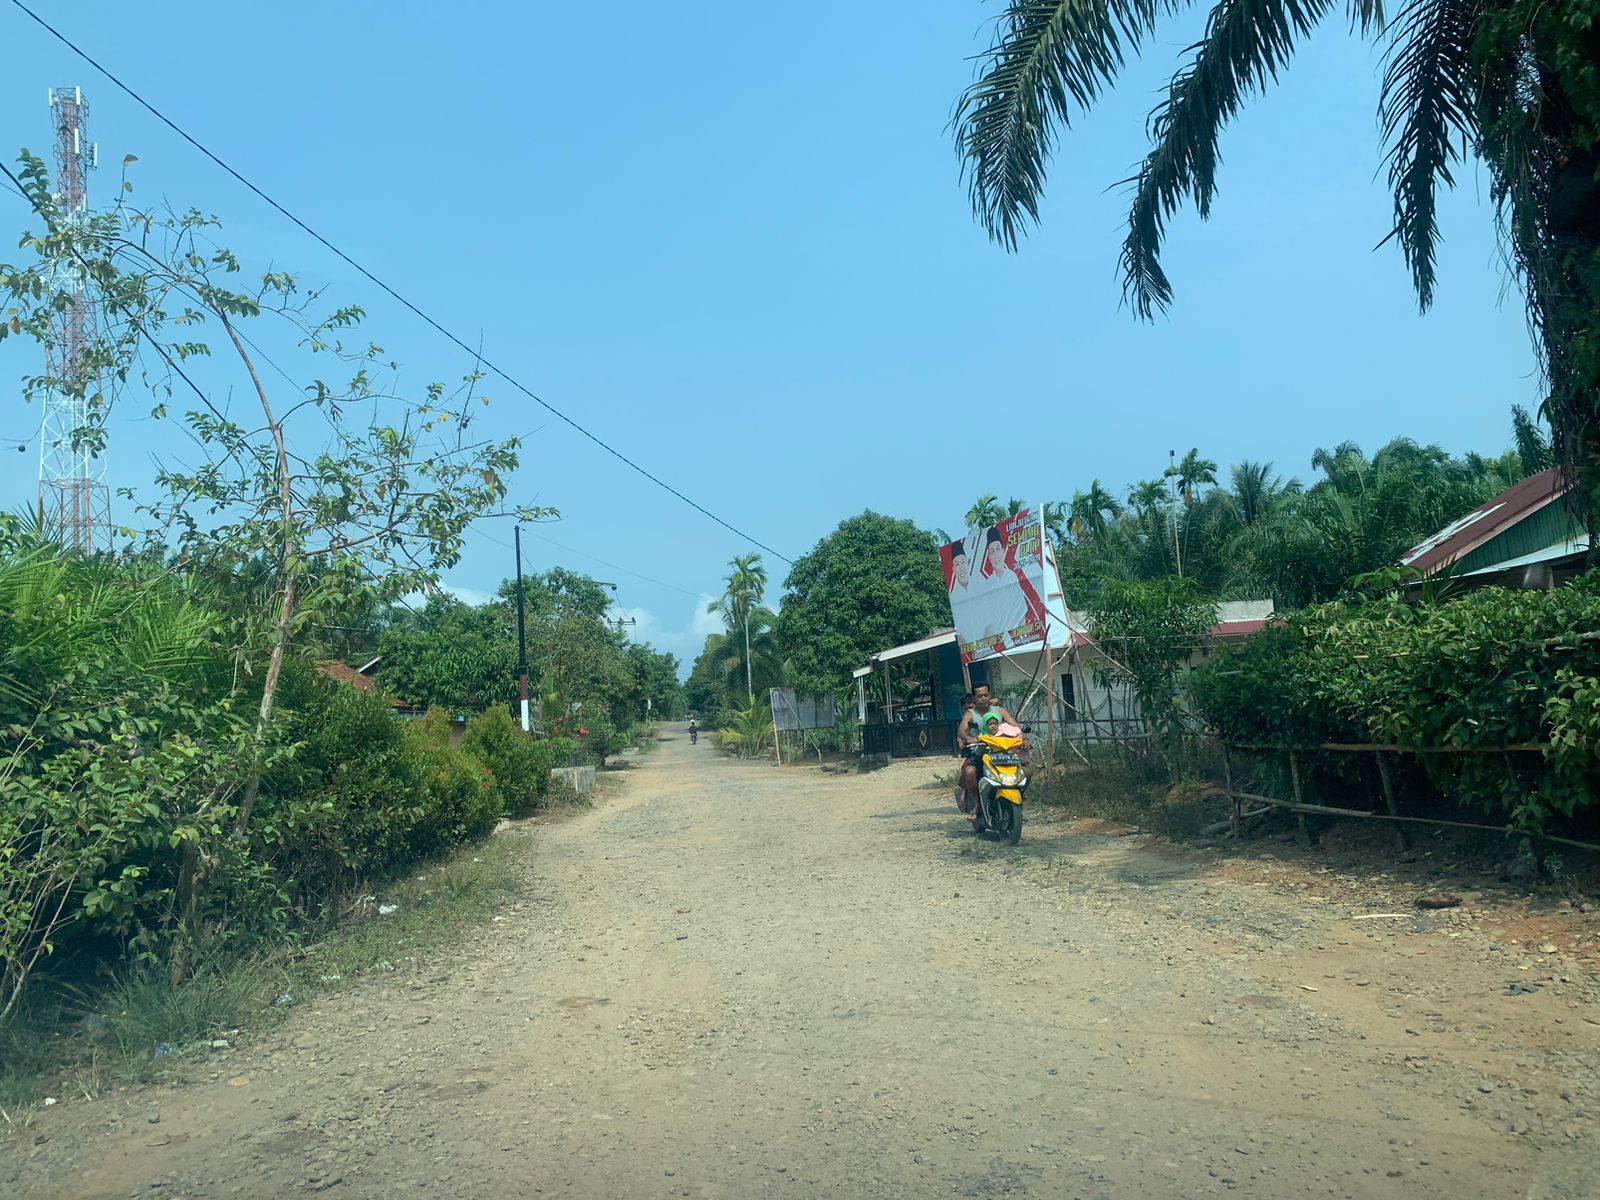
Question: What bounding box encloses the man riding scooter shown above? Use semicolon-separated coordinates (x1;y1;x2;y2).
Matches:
956;683;1027;819
688;716;698;745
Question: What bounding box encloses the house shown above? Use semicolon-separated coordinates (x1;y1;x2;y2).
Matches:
852;599;1275;757
314;656;423;716
1401;468;1589;590
314;656;384;694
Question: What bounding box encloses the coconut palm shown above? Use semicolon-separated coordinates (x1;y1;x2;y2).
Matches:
1228;461;1291;527
952;1;1600;504
965;494;1006;531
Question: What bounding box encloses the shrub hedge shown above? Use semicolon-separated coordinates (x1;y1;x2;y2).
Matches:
1190;579;1600;833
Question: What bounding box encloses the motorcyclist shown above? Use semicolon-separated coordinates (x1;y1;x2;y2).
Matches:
956;683;1024;820
688;716;698;744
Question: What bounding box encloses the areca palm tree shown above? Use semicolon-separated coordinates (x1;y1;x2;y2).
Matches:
953;1;1600;510
708;553;767;701
1173;449;1218;507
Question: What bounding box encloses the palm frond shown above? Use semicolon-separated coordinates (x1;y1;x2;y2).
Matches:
1119;0;1336;318
1347;0;1385;33
1376;0;1475;310
956;0;1170;249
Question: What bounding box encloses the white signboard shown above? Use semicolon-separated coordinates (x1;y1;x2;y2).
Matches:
940;505;1065;664
770;688;836;732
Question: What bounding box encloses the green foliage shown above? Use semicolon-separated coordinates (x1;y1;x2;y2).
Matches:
377;596;516;714
1087;578;1218;773
0;539;255;1020
719;695;774;758
1052;432;1532;610
1192;580;1600;832
460;704;550;817
774;511;950;697
405;730;501;853
952;2;1600;515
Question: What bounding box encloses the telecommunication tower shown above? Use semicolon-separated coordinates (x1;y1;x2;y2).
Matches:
38;86;111;552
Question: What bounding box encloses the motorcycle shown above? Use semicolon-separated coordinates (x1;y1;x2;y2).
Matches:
956;731;1028;844
689;726;698;745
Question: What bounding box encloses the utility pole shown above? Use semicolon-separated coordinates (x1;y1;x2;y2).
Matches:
514;524;529;732
39;87;111;552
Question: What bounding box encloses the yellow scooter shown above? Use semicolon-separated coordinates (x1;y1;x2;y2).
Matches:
971;732;1027;844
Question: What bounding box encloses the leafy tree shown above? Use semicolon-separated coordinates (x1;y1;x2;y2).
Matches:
952;1;1600;521
774;511;949;697
0;154;538;834
624;643;685;721
1087;577;1218;774
377;595;515;714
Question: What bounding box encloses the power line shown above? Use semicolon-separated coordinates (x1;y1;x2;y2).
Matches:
530;531;709;601
6;0;793;565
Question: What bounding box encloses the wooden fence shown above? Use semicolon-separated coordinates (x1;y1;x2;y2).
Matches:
1219;741;1600;854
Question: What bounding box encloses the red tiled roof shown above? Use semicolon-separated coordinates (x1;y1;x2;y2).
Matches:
317;661;409;708
1401;469;1567;575
316;661;374;692
1208;619;1273;639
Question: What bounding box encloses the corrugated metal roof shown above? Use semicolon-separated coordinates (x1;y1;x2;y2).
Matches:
1401;469;1567;575
1459;536;1589;577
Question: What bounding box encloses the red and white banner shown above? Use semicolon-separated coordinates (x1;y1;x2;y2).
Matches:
940;507;1062;664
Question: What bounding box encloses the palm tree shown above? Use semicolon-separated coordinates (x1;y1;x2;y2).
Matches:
1173;449;1218;508
1229;460;1287;527
1126;479;1168;516
965;494;1005;531
1310;441;1369;492
1042;501;1071;545
1512;405;1552;476
952;2;1600;507
707;554;767;701
1068;480;1123;543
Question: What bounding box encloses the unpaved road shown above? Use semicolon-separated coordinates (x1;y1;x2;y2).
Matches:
10;725;1598;1199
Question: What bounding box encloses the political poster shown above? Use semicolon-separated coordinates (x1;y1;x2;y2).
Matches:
939;506;1063;664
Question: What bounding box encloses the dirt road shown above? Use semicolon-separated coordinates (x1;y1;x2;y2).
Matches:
11;726;1598;1199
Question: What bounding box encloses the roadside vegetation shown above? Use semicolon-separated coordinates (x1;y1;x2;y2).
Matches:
0;155;679;1100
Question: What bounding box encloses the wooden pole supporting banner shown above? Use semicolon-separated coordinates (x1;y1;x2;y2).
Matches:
1224;746;1239;838
1289;749;1309;845
1044;647;1059;776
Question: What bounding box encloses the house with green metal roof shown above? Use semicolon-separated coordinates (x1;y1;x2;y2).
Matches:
1400;469;1590;589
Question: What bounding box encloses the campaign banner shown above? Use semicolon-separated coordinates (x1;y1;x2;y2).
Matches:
940;507;1060;664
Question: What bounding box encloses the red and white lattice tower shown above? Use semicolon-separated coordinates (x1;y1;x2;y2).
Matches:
39;86;111;552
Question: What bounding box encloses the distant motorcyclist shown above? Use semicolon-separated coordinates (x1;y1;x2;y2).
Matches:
688;716;698;745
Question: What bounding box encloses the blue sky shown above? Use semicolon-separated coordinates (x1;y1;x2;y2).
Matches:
0;1;1541;669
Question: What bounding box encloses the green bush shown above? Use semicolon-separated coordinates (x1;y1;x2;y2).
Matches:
406;730;501;852
255;678;429;886
584;717;617;766
1191;579;1600;833
461;703;550;817
542;736;579;767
